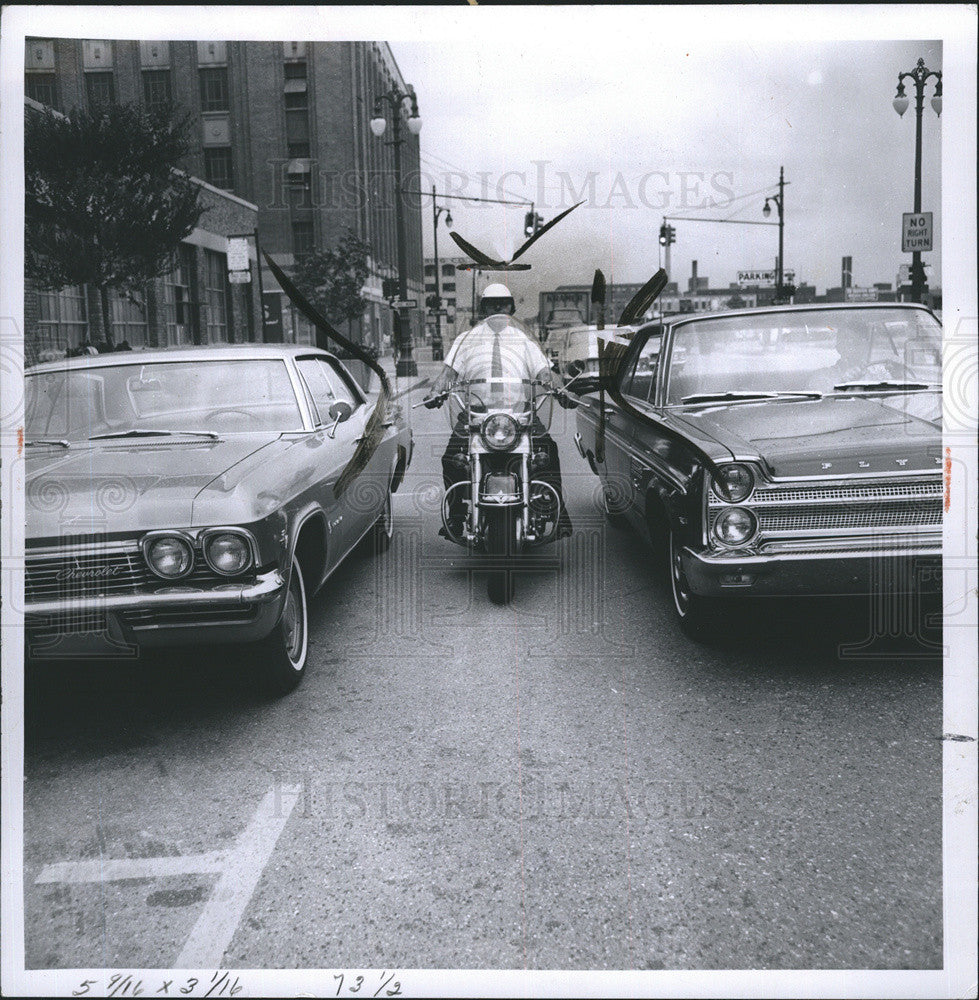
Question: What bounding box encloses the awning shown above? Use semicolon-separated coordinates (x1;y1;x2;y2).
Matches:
284;79;307;94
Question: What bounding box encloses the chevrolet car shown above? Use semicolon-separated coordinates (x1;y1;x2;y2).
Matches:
24;345;412;692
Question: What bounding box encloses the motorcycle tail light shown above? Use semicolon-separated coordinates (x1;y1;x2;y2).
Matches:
711;463;754;502
480;413;519;450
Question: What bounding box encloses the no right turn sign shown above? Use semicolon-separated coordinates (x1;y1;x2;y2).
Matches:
902;212;933;252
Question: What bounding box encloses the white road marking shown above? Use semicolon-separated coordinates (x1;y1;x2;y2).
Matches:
33;783;301;969
175;783;300;968
36;851;227;883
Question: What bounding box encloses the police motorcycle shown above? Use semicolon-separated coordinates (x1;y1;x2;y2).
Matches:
418;375;572;604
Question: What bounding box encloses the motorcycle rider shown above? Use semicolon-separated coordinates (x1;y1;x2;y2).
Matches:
424;282;576;540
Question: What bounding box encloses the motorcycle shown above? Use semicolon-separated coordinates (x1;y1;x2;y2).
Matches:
417;376;572;604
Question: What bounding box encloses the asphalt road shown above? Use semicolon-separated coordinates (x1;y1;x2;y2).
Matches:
22;359;943;973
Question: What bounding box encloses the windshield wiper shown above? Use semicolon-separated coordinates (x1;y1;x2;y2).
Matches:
25;438;70;448
832;380;939;392
88;429;220;441
681;390;823;404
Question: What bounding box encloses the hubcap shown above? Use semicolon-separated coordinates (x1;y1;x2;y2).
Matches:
670;535;690;614
282;573;305;667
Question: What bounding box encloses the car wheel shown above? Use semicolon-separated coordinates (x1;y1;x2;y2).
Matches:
370;488;394;554
669;530;719;639
254;555;309;695
601;482;630;530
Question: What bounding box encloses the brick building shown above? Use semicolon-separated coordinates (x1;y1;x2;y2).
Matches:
24;98;260;364
24;37;424;354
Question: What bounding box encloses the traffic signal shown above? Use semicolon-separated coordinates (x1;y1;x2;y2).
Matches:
659;223;669;246
524;211;536;237
425;293;441;310
382;278;398;299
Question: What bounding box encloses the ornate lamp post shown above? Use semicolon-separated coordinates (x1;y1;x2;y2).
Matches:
430;187;452;361
762;166;786;303
893;58;942;304
370;84;422;376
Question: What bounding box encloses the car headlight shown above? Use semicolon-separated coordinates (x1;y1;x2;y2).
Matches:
712;463;754;502
143;534;194;579
480;413;519;451
203;530;253;576
713;507;758;546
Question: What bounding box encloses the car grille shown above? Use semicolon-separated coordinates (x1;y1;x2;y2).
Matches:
25;546;243;603
122;605;259;630
26;549;150;603
708;477;943;538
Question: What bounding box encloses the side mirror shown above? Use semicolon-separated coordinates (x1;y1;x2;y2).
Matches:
326;400;353;438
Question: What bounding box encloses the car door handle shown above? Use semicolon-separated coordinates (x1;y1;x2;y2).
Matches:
602;406;616;415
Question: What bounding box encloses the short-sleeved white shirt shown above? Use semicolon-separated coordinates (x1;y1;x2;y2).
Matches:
443;315;550;384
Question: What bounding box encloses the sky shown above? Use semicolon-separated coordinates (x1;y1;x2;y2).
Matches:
393;29;943;310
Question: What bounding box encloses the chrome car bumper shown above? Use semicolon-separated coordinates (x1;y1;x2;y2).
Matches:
25;568;286;657
681;539;942;597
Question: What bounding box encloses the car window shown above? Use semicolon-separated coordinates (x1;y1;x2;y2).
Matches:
296;357;358;426
620;334;662;404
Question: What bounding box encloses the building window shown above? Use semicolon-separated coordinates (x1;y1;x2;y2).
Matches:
285;110;310;158
443;282;456;293
284;60;307;81
26;72;58;108
203;147;234;191
164;246;196;344
442;264;455;277
85;72;115;108
204;250;231;342
109;290;149;347
292;220;314;258
199;67;229;112
142;69;172;111
38;285;88;350
286;169;312;208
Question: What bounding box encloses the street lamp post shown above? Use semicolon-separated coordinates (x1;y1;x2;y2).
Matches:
762;166;786;304
431;186;452;361
370;84;422;376
893;58;942;304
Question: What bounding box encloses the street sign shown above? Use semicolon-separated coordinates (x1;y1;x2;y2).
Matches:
902;212;933;252
226;237;251;272
391;299;417;309
228;270;251;284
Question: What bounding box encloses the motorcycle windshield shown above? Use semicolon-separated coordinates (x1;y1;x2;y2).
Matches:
446;377;552;432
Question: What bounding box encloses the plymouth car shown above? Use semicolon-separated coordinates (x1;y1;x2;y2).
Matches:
569;303;943;637
24;344;412;693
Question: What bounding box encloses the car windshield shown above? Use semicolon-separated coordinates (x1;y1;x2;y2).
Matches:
26;359;303;441
663;308;942;404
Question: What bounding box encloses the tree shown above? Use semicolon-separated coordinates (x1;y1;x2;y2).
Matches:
291;229;372;337
725;293;747;309
26;101;205;347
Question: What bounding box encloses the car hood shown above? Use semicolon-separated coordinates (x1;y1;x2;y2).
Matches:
26;435;282;543
674;393;941;477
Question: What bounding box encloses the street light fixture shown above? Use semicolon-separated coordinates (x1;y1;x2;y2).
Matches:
893;57;942;304
761;166;787;304
370;83;422;376
430;185;452;361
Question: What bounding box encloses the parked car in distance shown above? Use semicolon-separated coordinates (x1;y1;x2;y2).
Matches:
24;345;412;693
570;303;943;637
551;322;655;379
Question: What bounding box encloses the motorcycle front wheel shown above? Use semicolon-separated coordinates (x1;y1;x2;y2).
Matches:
484;506;517;605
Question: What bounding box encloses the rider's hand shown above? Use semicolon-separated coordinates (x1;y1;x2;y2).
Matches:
423;393;443;409
555;390;578;410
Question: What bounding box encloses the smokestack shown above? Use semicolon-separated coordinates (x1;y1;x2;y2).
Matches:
692;260;698;279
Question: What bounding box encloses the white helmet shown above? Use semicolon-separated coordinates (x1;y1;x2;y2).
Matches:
479;282;515;317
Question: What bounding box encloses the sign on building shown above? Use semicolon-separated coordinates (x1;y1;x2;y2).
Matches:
737;269;796;288
845;286;879;302
226;237;251;283
901;212;933;253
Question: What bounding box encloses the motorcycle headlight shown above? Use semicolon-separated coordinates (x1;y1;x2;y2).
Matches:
712;507;758;546
480;413;519;451
712;463;754;502
143;534;194;579
203;530;253;576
